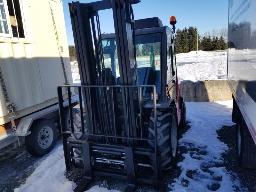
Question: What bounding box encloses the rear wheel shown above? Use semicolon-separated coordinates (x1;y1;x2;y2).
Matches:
148;107;178;172
25;120;57;156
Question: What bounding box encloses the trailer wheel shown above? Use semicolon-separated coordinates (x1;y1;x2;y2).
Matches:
236;119;256;169
25;120;57;156
148;107;178;172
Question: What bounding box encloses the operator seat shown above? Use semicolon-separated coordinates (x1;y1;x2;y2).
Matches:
137;67;156;96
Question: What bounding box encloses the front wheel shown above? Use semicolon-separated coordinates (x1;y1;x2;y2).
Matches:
148;106;178;172
25;120;57;156
179;97;186;129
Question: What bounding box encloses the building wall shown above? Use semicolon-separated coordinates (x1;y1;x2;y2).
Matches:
0;0;72;125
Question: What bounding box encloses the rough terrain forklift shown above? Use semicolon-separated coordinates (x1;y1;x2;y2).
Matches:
57;0;186;191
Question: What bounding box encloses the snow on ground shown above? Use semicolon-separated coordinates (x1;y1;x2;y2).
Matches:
14;145;117;192
71;50;227;83
176;51;227;82
14;145;74;192
171;101;243;192
15;100;243;192
16;51;234;191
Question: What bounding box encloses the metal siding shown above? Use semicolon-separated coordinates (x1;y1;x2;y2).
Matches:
228;0;256;141
0;0;72;125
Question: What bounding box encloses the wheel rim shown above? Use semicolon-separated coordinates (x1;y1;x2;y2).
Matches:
37;126;54;149
171;115;178;157
237;124;242;157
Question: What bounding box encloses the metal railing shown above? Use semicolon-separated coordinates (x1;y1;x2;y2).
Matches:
58;85;157;145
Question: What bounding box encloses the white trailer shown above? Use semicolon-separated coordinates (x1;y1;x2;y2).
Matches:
228;0;256;168
0;0;73;156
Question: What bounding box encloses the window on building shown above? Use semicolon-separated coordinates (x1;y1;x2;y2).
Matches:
0;0;25;38
0;0;10;35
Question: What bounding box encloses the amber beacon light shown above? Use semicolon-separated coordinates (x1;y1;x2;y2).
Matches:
170;16;177;26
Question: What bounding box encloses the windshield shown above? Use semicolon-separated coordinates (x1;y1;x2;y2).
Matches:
102;32;162;81
135;33;161;70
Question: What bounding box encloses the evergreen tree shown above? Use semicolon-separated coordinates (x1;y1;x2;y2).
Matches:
211;37;219;50
179;28;186;53
200;36;212;51
175;29;187;53
183;28;189;53
188;27;197;52
142;44;150;55
175;27;198;53
218;36;227;50
175;29;183;53
199;35;227;51
136;45;142;56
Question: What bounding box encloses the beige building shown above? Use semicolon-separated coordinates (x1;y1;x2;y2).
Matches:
0;0;72;141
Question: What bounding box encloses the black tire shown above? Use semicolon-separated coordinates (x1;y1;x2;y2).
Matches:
25;120;57;156
148;107;178;172
179;98;186;129
236;119;256;169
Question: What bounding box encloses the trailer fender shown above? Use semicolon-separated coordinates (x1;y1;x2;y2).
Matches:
14;117;33;136
14;103;60;137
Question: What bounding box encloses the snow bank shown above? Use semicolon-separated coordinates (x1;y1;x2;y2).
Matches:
176;51;227;82
71;50;227;83
14;145;117;192
171;101;243;191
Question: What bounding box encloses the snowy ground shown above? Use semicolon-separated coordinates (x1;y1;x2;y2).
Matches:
5;50;236;191
13;101;245;192
176;51;227;82
13;144;118;192
8;51;242;191
70;50;227;84
171;101;244;192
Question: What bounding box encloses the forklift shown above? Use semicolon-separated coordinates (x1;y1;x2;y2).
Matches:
57;0;186;191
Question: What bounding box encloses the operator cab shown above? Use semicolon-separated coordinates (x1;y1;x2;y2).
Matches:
102;17;175;98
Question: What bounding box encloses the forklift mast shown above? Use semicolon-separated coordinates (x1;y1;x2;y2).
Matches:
69;0;139;139
69;0;139;86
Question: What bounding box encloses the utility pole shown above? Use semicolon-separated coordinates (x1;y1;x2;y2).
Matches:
196;30;199;52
